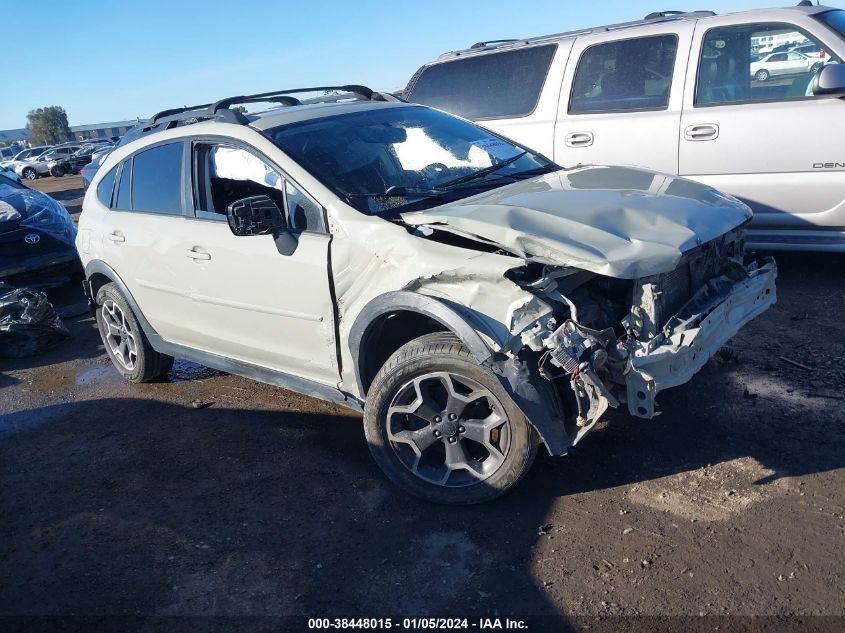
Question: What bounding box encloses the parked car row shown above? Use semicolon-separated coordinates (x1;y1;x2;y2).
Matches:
0;139;117;181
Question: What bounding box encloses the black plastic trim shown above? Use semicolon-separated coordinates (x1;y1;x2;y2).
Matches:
348;291;495;397
83;260;362;412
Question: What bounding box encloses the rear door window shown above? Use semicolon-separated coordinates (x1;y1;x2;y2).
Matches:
97;166;117;207
115;161;131;209
406;45;557;119
569;35;678;114
130;142;184;214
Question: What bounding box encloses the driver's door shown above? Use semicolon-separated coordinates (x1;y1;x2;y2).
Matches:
178;140;340;386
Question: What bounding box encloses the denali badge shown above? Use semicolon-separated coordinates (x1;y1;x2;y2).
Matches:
813;162;845;169
24;233;40;244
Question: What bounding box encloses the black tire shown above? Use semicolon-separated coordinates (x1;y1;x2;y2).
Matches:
50;164;66;177
364;332;537;504
95;282;173;383
755;69;769;82
22;167;36;180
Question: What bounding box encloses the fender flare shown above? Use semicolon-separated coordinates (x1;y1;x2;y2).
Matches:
350;290;572;455
348;290;496;396
84;259;167;349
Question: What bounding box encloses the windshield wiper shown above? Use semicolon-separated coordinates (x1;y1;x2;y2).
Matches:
347;185;445;199
437;151;528;188
507;164;561;178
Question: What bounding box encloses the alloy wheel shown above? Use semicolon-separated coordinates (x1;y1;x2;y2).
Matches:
101;300;138;370
385;371;511;487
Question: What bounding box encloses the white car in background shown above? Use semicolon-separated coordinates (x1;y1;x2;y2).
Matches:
750;50;821;81
0;146;52;171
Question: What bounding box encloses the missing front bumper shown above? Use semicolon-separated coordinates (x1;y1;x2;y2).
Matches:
625;256;777;418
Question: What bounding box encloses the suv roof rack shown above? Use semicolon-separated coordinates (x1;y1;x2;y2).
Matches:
644;10;715;19
128;85;403;145
470;39;520;49
454;9;717;56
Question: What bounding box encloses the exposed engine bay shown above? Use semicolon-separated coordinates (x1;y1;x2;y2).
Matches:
502;228;777;449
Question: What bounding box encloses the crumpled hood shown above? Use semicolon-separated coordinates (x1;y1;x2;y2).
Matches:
401;166;752;279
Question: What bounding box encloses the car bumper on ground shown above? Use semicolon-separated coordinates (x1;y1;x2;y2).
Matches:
625;256;778;418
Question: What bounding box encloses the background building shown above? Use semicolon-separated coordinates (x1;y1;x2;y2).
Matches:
0;120;139;146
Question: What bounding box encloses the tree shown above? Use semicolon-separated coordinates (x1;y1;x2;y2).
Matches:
25;106;72;145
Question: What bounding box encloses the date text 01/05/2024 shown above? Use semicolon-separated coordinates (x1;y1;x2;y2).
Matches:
307;617;529;630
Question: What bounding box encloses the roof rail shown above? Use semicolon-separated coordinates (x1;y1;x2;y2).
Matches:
454;10;717;56
470;39;519;49
124;84;403;146
208;85;386;115
148;103;212;126
644;9;715;20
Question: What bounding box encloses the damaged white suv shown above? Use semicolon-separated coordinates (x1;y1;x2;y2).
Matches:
77;86;777;503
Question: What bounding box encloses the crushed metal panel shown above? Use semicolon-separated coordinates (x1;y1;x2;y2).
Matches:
401;166;752;279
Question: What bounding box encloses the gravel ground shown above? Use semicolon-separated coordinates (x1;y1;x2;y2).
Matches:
0;179;843;631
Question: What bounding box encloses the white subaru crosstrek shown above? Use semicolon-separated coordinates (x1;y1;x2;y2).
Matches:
77;86;777;503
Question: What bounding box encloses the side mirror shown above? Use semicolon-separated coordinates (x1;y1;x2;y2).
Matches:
812;63;845;97
226;195;286;236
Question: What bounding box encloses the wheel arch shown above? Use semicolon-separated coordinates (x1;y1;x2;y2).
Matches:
349;291;496;397
84;259;161;345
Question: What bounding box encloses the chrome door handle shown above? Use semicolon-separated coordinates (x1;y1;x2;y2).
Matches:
565;131;594;148
185;248;211;261
684;124;719;141
107;231;125;244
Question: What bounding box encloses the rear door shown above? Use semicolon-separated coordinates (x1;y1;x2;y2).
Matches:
679;17;845;235
98;141;198;345
553;22;694;173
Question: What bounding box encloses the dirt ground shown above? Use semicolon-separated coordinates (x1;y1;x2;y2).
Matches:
1;178;844;631
27;173;86;219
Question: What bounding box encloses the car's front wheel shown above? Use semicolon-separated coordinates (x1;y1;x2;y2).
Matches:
755;69;769;81
95;282;173;383
364;333;537;504
21;167;36;180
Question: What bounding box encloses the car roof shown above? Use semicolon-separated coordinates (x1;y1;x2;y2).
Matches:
248;100;411;131
429;4;837;62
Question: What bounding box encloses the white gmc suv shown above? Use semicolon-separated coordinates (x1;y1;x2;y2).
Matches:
404;4;845;252
77;86;776;503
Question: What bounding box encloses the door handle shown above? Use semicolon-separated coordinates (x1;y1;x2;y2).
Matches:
684;124;719;141
565;131;594;148
185;247;211;261
107;231;125;244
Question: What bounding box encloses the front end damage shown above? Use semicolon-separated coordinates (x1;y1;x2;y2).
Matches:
497;231;777;454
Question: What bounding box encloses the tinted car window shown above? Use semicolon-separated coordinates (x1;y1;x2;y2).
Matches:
131;143;183;214
696;23;840;106
569;35;678;113
97;166;117;207
406;45;556;119
815;9;845;38
115;161;131;209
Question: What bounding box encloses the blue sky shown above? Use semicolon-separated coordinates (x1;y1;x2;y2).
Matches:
1;0;819;129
